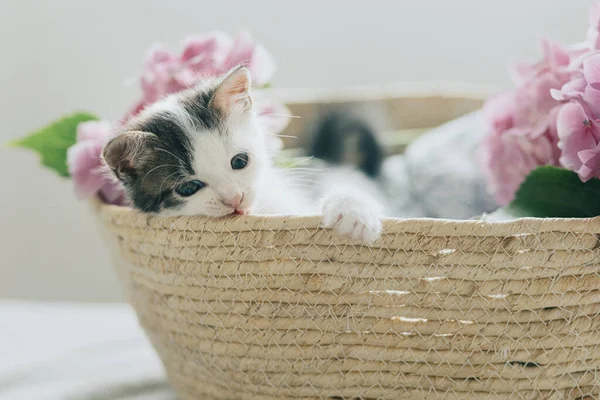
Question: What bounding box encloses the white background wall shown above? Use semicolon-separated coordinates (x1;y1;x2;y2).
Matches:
0;0;590;302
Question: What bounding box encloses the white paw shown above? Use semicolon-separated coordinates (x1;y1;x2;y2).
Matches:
321;194;383;244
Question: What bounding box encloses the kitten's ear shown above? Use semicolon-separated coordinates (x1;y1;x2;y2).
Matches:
102;131;156;181
210;66;252;114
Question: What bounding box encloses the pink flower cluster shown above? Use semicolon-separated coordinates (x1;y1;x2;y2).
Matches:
482;1;600;205
68;31;288;205
123;30;278;123
66;121;126;204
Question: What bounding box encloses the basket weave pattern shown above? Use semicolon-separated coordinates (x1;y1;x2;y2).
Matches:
96;206;600;399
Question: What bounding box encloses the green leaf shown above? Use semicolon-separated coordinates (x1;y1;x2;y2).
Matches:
10;112;99;177
505;166;600;218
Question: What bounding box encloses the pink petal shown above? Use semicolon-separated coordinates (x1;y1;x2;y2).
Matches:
556;102;589;141
483;91;515;133
566;43;591;68
181;31;233;74
513;39;570;83
546;106;563;163
550;88;566;101
556;103;598;171
173;67;200;88
583;53;600;83
144;44;177;67
588;27;600;51
542;39;570;69
140;44;184;102
67;141;107;198
223;30;254;69
562;77;587;94
584;82;600;118
512;63;537;84
533;72;567;112
99;179;126;205
579;148;599;164
529;132;555;165
481;128;543;205
577;147;600;181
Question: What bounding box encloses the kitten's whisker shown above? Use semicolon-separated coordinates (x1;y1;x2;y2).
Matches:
285;173;316;179
283;156;314;169
278;172;322;179
266;133;298;139
155;148;187;168
280;167;324;172
287;177;318;184
157;170;185;203
288;184;316;191
290;182;316;188
289;177;318;183
142;164;181;185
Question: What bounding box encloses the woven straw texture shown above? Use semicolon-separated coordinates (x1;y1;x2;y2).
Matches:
94;87;600;399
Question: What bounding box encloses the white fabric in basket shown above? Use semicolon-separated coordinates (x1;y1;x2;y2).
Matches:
383;111;499;219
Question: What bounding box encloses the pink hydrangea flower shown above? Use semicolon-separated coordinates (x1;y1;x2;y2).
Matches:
122;30;286;135
512;40;571;85
481;39;574;204
180;31;233;80
556;103;600;181
483;2;600;202
482;92;561;205
552;52;600;181
67;121;126;205
137;30;275;106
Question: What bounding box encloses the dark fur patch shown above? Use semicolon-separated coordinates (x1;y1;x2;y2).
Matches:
116;111;202;213
310;111;383;177
180;85;223;131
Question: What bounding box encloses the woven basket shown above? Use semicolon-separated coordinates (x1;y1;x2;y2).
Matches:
94;84;600;399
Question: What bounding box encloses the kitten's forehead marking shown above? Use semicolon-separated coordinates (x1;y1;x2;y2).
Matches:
179;87;223;131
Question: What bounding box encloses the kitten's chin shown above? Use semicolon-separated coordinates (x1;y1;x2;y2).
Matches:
162;195;256;218
208;205;253;218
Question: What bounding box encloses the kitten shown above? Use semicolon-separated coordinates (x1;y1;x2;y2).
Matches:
103;66;383;243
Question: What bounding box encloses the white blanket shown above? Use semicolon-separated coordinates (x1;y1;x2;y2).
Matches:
0;300;174;400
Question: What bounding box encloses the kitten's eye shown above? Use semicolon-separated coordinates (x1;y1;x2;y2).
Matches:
231;153;249;170
175;180;205;197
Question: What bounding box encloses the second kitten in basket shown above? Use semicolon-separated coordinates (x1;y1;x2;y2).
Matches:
102;66;384;243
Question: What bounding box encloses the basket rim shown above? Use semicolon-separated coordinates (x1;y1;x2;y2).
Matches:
265;81;500;104
92;198;600;236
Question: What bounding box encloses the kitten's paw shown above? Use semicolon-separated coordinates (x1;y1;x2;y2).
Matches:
321;194;383;244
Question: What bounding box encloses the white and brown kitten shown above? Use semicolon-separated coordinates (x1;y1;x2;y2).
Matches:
103;66;383;243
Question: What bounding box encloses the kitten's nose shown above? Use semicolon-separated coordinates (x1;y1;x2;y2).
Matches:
222;193;243;209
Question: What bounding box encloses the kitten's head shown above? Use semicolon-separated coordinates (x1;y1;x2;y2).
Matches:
103;66;269;217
